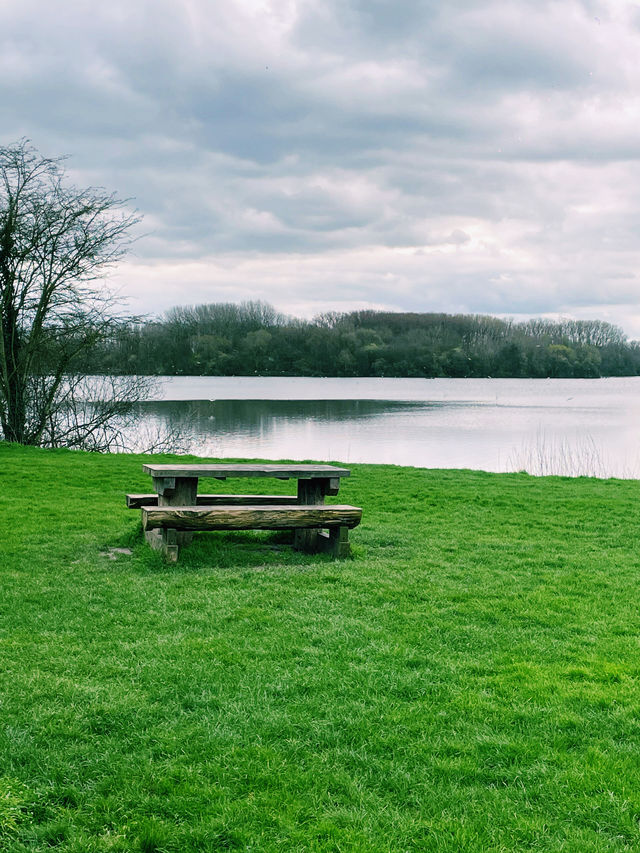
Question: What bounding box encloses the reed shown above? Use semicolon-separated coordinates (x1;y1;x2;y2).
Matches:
508;429;637;478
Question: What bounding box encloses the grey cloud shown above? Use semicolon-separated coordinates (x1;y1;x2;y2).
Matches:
434;6;597;94
2;0;640;335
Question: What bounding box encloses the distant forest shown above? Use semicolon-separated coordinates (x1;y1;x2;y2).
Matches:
83;301;640;378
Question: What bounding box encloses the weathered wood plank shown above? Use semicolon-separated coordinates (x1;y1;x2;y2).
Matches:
144;526;179;561
126;493;300;509
152;476;175;495
317;526;351;558
156;476;197;546
159;477;197;504
327;477;341;496
142;504;362;532
142;463;350;480
164;528;179;562
295;478;325;551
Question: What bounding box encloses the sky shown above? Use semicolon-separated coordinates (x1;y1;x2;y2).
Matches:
2;0;640;336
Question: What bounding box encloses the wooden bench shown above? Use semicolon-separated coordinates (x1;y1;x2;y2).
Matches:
140;503;362;561
130;463;361;561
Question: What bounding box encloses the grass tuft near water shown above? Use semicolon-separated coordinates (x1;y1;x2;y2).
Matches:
2;443;640;851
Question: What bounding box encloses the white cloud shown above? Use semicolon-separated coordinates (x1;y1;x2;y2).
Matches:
2;0;640;337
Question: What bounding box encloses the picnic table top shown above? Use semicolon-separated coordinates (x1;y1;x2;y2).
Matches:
142;463;351;480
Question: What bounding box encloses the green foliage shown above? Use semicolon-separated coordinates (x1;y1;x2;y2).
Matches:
3;443;640;850
85;303;640;378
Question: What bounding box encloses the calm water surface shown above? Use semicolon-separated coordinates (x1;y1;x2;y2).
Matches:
133;376;640;477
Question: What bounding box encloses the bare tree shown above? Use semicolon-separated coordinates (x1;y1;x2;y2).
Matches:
0;139;159;450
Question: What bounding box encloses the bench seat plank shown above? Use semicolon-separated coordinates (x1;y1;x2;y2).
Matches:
126;493;299;509
141;504;362;533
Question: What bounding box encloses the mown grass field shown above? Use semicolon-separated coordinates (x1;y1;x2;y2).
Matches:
2;443;640;852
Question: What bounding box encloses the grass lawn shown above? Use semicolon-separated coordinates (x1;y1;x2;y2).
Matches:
1;443;640;852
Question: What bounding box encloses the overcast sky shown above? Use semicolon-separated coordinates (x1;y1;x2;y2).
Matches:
3;0;640;336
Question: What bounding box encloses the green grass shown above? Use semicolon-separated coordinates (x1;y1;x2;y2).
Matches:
2;442;640;851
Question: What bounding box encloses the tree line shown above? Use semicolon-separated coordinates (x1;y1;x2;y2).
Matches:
82;301;640;378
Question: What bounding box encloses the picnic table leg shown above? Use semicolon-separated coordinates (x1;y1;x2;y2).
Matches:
146;476;198;558
294;478;325;553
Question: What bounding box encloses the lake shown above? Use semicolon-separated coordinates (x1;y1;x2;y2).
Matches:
131;376;640;477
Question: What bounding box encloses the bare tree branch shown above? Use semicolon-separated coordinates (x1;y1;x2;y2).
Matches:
0;139;167;451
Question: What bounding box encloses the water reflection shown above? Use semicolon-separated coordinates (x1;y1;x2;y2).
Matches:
133;398;436;464
126;377;640;476
136;398;429;433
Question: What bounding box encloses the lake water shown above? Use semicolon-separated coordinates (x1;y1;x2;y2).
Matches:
132;376;640;477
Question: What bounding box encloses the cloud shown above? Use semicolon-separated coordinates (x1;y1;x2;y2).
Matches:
2;0;640;336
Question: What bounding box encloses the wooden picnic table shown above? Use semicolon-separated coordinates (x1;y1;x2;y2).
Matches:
128;463;361;561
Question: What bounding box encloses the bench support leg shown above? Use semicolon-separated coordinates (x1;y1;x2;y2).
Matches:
164;528;179;562
293;529;315;553
145;527;179;562
316;526;351;558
